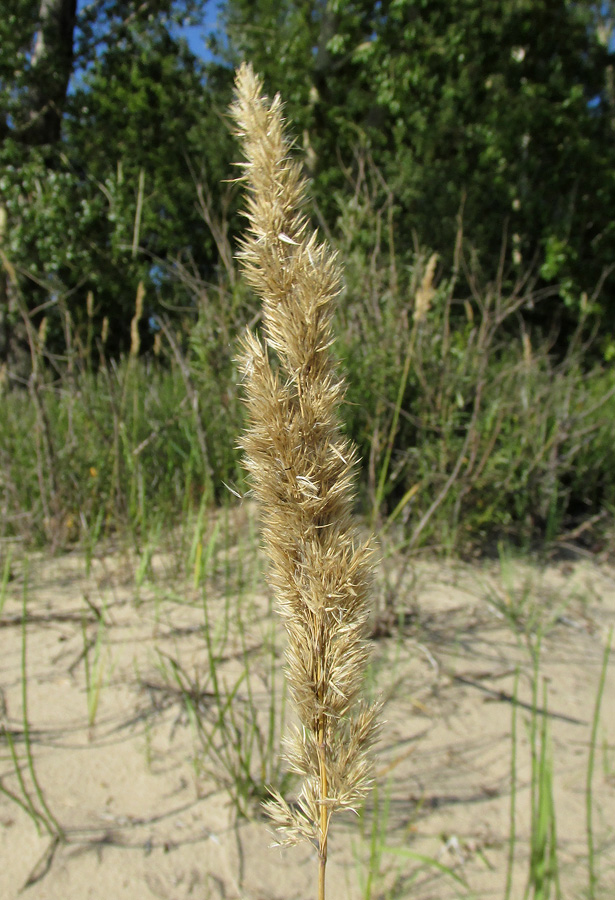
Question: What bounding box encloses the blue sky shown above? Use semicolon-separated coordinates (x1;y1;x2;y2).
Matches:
172;2;221;62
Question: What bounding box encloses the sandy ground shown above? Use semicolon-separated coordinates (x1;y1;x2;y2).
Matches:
1;508;614;900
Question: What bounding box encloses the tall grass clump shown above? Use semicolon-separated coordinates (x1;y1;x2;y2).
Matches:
230;63;379;897
331;156;615;552
0;269;244;547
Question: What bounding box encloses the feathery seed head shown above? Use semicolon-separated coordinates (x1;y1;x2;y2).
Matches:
231;63;379;854
414;251;438;324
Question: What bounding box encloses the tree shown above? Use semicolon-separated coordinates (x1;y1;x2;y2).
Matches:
219;0;615;339
0;0;235;359
0;0;77;148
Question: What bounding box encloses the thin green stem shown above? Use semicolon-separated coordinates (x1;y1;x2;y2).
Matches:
0;547;12;616
504;667;519;900
0;772;46;825
371;324;417;527
318;712;328;900
525;633;542;900
587;626;613;900
21;574;64;839
4;730;47;835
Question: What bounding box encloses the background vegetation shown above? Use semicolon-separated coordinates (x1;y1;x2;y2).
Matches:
1;0;615;553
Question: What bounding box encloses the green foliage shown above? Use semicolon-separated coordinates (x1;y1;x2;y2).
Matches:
3;211;615;556
0;323;244;546
332;176;615;549
221;0;615;337
1;1;615;552
0;0;236;355
65;26;236;293
3;0;615;359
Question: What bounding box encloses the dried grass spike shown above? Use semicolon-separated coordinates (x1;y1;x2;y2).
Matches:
231;62;379;900
414;252;438;324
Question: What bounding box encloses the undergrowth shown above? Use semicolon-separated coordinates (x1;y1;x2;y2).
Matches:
2;182;614;555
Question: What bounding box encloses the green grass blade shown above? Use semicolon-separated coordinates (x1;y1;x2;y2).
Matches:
587;626;613;900
383;846;470;891
4;729;46;834
20;575;64;839
0;548;12;616
504;667;519;900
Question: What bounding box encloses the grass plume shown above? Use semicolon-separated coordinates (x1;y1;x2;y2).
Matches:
230;63;379;895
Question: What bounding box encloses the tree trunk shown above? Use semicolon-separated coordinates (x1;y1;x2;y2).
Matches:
20;0;77;146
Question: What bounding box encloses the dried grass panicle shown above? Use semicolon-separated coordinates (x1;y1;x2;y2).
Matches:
231;61;379;857
130;281;145;357
414;251;438;324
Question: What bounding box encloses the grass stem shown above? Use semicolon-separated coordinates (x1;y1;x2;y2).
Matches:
20;568;64;839
587;626;613;900
504;667;519;900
